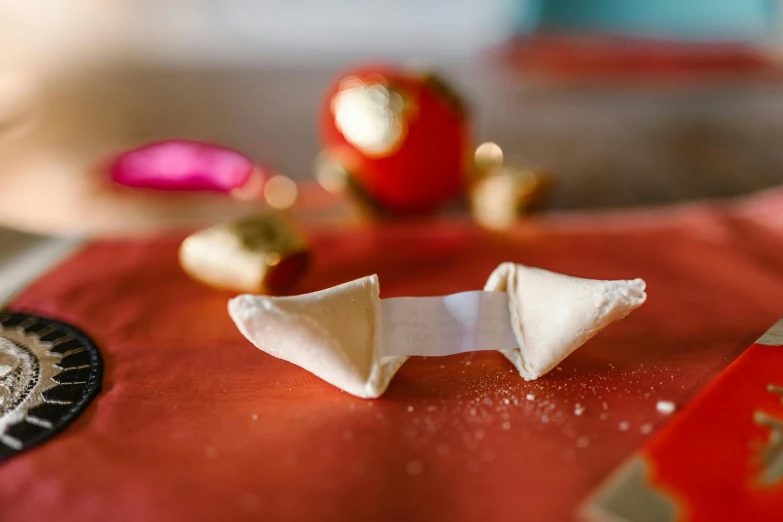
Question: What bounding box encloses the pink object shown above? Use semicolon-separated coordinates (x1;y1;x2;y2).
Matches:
110;140;256;193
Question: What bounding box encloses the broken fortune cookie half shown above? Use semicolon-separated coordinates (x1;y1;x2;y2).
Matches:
228;263;646;398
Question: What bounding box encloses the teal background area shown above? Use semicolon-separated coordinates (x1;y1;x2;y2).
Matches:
521;0;776;41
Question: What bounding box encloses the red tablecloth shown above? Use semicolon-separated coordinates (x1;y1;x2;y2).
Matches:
3;189;783;522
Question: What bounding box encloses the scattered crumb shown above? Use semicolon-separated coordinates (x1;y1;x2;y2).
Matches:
656;401;676;415
465;361;472;366
526;393;536;401
557;367;563;371
618;421;629;431
602;402;608;410
406;460;423;475
251;413;258;421
407;405;414;412
576;436;590;448
574;404;585;416
501;421;512;430
640;423;653;434
600;413;608;421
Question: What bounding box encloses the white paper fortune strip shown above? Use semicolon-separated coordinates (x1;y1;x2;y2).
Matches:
379;291;517;357
228;263;646;399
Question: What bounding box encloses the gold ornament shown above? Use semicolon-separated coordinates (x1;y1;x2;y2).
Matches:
331;76;413;158
314;151;350;195
473;141;504;174
179;213;310;294
470;142;551;230
263;174;298;210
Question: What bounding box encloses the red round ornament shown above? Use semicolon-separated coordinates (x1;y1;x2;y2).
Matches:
320;65;470;214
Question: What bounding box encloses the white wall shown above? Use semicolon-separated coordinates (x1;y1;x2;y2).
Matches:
1;0;516;68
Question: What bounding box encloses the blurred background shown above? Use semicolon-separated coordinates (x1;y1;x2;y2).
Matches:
2;0;783;294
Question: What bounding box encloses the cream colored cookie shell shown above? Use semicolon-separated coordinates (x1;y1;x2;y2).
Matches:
228;275;407;399
484;262;646;380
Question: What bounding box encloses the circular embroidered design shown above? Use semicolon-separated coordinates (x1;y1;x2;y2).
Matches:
0;312;102;462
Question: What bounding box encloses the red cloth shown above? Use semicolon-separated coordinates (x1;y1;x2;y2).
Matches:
3;190;783;522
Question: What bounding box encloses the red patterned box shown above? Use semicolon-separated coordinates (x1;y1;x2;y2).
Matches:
584;319;783;522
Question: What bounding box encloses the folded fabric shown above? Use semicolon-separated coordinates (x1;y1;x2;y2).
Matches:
229;263;646;398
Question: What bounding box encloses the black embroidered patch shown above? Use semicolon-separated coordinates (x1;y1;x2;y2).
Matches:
0;312;102;462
